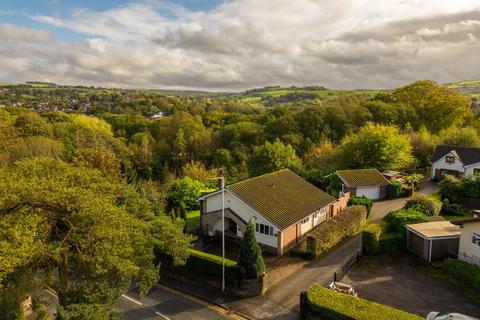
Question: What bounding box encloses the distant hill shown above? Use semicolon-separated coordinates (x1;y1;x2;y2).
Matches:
233;86;379;105
446;80;480;98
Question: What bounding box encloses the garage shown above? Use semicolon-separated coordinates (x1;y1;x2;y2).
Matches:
356;186;381;200
336;169;390;201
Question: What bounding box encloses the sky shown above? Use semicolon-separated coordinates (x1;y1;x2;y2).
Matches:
1;0;480;91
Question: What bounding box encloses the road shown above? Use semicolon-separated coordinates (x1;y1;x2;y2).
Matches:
117;284;247;320
220;234;363;320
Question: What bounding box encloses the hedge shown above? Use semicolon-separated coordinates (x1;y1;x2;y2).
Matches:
383;208;428;234
363;222;405;255
298;206;367;259
439;175;480;200
443;258;480;291
304;284;422;320
157;248;238;284
404;195;442;216
348;196;373;214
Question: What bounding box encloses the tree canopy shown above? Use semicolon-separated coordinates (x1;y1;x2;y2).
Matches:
0;158;193;318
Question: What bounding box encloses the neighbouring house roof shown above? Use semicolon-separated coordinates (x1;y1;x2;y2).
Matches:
451;217;480;226
431;145;480;166
406;221;461;239
336;169;390;187
225;169;337;230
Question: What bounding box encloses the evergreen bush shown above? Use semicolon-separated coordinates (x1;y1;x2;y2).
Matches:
237;221;265;279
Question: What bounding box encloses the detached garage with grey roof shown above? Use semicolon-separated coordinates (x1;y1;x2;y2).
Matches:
336;169;390;200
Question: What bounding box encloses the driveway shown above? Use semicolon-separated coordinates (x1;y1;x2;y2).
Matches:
224;234;363;319
342;254;480;318
368;179;440;222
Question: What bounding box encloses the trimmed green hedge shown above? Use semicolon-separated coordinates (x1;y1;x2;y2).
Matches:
348;196;373;214
157;249;238;284
298;206;367;259
404;195;442;216
304;284;422;320
363;222;405;255
443;258;480;291
383;208;428;234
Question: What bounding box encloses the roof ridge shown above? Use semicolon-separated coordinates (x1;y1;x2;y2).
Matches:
226;168;291;188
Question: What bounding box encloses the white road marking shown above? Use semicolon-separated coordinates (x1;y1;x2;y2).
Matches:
121;294;143;306
155;311;173;320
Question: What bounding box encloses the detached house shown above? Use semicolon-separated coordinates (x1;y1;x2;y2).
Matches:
430;145;480;181
199;169;350;255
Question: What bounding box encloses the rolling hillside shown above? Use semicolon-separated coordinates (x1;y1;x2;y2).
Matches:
446;80;480;98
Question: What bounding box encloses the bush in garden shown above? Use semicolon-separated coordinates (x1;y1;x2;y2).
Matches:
348;196;373;214
383;208;428;234
438;175;462;201
388;180;404;198
443;258;480;291
404;195;442;216
441;200;471;216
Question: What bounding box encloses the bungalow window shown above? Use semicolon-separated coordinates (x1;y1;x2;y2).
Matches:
473;232;480;247
474;169;480;176
445;156;455;164
300;217;310;224
256;223;273;236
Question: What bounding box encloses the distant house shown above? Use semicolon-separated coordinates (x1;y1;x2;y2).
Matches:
150;111;164;120
451;217;480;267
406;221;461;264
336;169;390;200
430;145;480;181
199;169;350;255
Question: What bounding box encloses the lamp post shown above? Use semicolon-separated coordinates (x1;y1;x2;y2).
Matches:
220;176;225;292
208;175;225;291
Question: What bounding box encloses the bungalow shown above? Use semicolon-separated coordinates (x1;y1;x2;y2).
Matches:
336;169;390;201
430;145;480;181
406;221;461;263
198;169;350;255
451;217;480;267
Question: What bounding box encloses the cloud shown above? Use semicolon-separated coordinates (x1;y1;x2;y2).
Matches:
2;0;480;90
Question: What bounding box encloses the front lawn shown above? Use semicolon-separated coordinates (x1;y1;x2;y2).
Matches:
186;210;200;232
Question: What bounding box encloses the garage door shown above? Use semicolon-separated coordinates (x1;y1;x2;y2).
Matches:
356;186;380;200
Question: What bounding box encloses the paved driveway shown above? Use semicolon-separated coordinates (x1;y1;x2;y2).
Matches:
368;179;440;222
224;234;363;319
343;255;480;318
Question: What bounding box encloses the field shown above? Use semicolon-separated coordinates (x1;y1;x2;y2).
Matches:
446;80;480;97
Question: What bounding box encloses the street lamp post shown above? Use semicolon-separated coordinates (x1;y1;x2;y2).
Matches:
209;175;225;291
219;176;225;292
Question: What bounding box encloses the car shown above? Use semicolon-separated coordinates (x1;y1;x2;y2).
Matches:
328;282;357;297
427;312;479;320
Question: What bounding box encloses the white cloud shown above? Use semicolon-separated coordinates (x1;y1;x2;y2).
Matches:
2;0;480;90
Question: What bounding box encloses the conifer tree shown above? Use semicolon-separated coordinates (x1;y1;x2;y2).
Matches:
238;220;265;279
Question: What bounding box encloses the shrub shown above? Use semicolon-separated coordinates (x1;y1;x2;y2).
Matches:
348;196;373;214
388;180;404;198
439;175;480;200
304;206;367;259
363;222;405;255
304;284;422;320
404;195;442;216
383;208;428;234
443;258;480;291
441;200;470;216
237;221;265;279
438;175;462;201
